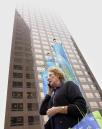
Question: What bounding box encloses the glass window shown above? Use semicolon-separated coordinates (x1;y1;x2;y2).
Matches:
28;116;40;125
12;81;23;88
27;92;36;99
73;65;81;69
32;35;39;40
90;84;97;90
76;70;83;76
81;65;86;70
35;54;43;59
15;46;23;50
47;32;52;35
84;71;89;76
36;60;44;66
12;92;23;99
25;53;32;57
37;67;45;72
81;84;91;90
71;59;78;64
13;65;23;70
41;37;47;41
67;49;73;54
42;41;49;45
79;60;83;65
43;45;50;50
26;82;35;88
85;93;94;98
40;33;46;37
25;47;31;51
26;66;33;71
94;92;101;98
14;52;23;56
27;103;38;111
99;101;102;107
11;103;23;111
34;49;42;53
34;44;41;48
25;59;33;64
26;73;34;79
89;102;99;108
28;116;34;125
69;54;76;58
33;39;40;43
74;54;79;59
14;58;23;63
39;30;45;33
13;73;23;78
10;116;24;126
32;32;39;36
87;78;93;83
78;77;87;82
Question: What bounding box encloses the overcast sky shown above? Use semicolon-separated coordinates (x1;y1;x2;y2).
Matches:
0;0;102;128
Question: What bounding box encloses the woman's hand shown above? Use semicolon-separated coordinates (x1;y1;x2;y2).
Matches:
47;107;58;117
47;106;68;117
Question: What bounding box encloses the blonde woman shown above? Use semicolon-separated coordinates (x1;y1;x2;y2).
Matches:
39;67;87;129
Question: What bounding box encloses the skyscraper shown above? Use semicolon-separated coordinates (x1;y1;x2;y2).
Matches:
4;7;102;129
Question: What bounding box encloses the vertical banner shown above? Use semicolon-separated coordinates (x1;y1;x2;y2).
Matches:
52;43;79;85
40;57;56;96
45;58;55;68
40;70;48;96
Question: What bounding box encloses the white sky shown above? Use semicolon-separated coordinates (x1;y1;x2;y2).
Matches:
0;0;102;128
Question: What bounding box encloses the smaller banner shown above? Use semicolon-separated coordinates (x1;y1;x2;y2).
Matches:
40;70;48;96
69;111;102;129
40;57;56;96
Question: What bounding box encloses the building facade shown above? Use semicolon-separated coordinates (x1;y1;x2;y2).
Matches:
4;7;102;129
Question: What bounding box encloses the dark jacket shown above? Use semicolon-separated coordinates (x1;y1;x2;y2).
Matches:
39;81;87;129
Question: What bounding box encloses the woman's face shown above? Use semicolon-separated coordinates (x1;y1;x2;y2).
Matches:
48;72;60;88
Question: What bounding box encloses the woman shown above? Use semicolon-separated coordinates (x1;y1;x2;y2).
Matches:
39;67;87;129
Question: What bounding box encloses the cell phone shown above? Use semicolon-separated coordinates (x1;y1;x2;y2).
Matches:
48;83;52;88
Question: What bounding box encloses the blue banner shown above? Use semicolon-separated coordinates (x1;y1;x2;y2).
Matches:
52;44;79;85
70;111;102;129
40;57;56;96
45;58;55;68
52;43;68;61
40;70;48;95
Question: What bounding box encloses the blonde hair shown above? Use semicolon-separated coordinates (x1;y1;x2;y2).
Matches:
48;67;64;81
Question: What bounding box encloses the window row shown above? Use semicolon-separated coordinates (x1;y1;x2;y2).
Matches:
14;52;32;57
78;77;93;83
85;92;101;99
89;101;102;108
11;103;38;111
12;92;36;99
12;81;35;88
10;115;40;126
14;58;33;64
13;73;34;79
13;64;34;72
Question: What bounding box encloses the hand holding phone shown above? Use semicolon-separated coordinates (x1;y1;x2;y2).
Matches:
48;83;52;88
48;83;53;95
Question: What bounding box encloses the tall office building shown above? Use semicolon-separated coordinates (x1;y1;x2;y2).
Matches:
4;7;102;129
